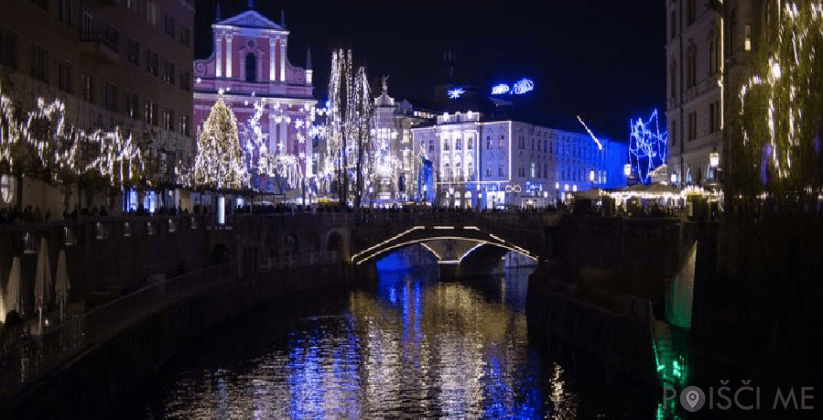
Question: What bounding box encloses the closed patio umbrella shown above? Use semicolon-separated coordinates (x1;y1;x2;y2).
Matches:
55;249;70;322
5;256;21;316
34;237;52;333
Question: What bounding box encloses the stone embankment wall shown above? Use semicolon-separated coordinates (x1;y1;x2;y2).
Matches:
1;263;368;419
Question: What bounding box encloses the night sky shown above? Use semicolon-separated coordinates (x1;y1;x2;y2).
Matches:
195;0;665;140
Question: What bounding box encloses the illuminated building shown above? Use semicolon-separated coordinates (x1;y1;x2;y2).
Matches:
666;0;768;186
193;5;315;195
371;76;436;202
0;0;194;213
412;101;628;209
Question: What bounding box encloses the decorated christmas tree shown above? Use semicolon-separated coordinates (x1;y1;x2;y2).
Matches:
192;93;248;191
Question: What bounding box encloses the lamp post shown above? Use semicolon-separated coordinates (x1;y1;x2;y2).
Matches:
624;160;634;185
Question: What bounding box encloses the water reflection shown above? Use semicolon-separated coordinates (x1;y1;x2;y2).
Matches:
125;266;667;419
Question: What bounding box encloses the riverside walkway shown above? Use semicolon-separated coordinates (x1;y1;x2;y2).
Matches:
0;264;233;404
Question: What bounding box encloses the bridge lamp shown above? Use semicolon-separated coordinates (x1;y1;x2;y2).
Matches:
589;170;595;183
624;161;632;177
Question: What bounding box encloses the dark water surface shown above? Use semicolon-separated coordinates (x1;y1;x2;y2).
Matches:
119;267;664;419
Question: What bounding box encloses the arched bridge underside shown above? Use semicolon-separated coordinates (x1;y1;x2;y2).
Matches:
351;225;541;265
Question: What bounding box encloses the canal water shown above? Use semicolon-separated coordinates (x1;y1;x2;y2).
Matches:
119;265;667;419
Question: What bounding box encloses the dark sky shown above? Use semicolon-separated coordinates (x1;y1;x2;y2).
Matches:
195;0;665;140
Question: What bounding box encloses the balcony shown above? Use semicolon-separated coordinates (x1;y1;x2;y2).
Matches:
78;26;119;63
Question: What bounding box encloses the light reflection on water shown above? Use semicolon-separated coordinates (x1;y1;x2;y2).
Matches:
125;267;659;419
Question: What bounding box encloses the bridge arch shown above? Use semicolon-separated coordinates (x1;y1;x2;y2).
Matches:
351;225;539;266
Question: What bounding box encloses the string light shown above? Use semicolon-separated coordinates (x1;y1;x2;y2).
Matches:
576;116;603;151
629;109;668;184
737;1;823;185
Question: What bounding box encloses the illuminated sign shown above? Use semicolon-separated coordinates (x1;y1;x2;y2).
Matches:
490;78;534;95
448;87;465;99
491;84;510;95
512;78;534;94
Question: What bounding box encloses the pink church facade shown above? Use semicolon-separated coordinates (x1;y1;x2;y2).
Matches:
193;9;316;192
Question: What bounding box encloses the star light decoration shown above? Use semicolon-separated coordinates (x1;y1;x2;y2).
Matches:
629;109;668;184
737;2;823;189
448;87;465;99
239;99;303;190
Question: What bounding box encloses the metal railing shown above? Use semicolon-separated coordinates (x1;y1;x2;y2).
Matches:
0;263;233;399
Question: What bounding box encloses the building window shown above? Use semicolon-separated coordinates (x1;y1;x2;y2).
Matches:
127;38;140;66
486;166;491;177
708;39;715;75
499;135;505;148
58;62;72;93
730;10;737;53
0;28;19;69
126;0;138;13
164;60;174;85
687;0;695;25
146;49;158;75
180;26;190;48
30;44;48;83
104;82;117;112
444;140;449;151
180;114;190;136
164;13;175;38
543;164;548;179
669;59;677;98
245;53;256;82
146;0;158;26
687;111;696;141
744;24;752;51
467;138;473;150
709;103;716;134
81;73;94;103
498;166;504;177
125;93;139;119
486;136;491;149
59;0;74;27
180;71;190;91
530;162;535;177
671;119;677;147
31;0;48;11
670;11;676;39
455;139;461;150
145;100;157;126
429;139;434;153
686;44;696;88
162;108;174;131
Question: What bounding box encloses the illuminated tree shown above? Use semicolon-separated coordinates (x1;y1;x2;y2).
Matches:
730;2;823;204
322;49;374;207
192;93;248;191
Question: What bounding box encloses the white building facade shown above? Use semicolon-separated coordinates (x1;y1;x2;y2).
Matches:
666;0;770;187
413;111;628;208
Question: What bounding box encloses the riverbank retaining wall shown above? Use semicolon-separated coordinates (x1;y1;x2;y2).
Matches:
0;263;367;419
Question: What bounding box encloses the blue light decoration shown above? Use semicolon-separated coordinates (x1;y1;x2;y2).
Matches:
491;79;534;95
491;84;510;95
448;87;465;99
512;78;534;95
629;109;667;184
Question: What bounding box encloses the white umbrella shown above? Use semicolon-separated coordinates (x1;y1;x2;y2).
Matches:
34;237;52;333
5;256;21;316
55;249;70;322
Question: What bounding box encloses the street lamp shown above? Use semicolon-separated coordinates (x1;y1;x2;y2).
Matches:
589;169;595;183
709;147;719;169
623;161;632;177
